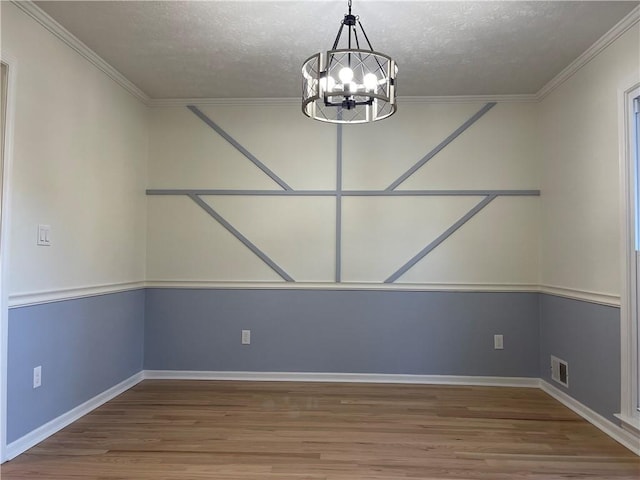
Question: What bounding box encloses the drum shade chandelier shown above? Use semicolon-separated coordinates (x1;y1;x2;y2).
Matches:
302;0;398;124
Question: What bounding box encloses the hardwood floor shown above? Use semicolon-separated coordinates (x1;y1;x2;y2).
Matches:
2;380;639;479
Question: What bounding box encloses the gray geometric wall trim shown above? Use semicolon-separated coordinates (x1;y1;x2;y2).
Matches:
146;104;540;283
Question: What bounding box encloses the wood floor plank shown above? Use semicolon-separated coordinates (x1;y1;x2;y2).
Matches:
1;380;638;479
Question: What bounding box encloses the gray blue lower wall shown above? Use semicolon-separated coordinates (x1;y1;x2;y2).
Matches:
539;293;621;423
144;289;540;377
7;289;145;443
6;288;624;447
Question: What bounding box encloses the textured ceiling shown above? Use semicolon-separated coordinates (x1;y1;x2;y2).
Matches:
35;1;638;98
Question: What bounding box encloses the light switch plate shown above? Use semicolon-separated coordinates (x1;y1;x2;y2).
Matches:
37;224;51;246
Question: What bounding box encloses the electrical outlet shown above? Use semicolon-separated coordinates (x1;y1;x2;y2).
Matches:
241;330;251;345
494;334;504;350
33;366;42;389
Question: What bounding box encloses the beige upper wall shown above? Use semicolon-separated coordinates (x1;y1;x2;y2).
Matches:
1;3;148;295
538;23;640;296
2;0;637;294
147;102;540;285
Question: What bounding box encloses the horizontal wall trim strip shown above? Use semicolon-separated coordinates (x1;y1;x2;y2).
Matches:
539;284;620;307
144;370;539;388
5;372;144;461
147;189;541;197
147;94;540;107
7;282;621;308
540;381;640;456
12;1;150;104
8;281;146;308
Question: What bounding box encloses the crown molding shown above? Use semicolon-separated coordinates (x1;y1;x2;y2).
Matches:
536;5;640;101
11;1;150;104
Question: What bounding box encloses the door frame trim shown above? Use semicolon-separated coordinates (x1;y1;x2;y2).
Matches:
0;53;18;464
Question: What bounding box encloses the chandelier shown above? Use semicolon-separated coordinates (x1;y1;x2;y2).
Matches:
301;0;398;124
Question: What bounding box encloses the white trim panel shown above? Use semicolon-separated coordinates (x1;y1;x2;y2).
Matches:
5;371;143;461
540;380;640;456
8;281;622;308
144;370;540;388
9;282;146;308
10;1;149;104
539;285;621;307
619;82;640;434
144;280;540;293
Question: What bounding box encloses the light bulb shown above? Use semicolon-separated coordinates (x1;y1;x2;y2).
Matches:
363;73;378;91
338;67;354;84
348;82;358;92
319;75;336;92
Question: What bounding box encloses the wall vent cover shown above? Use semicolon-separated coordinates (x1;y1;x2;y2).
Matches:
551;355;569;387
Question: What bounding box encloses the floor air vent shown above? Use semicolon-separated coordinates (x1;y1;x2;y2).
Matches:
551;355;569;387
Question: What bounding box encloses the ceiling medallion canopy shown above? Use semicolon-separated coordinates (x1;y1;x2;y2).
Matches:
302;0;398;124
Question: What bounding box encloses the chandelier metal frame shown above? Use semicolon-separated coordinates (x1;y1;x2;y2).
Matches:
302;0;398;124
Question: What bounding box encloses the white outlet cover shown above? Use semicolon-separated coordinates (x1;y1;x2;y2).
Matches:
494;334;504;350
241;330;251;345
33;365;42;388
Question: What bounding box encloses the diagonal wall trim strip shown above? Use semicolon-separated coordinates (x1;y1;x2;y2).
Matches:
385;195;498;283
189;194;294;282
385;102;497;191
187;105;293;191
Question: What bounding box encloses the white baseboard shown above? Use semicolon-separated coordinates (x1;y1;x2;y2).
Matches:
5;371;144;461
539;380;640;456
143;370;540;388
